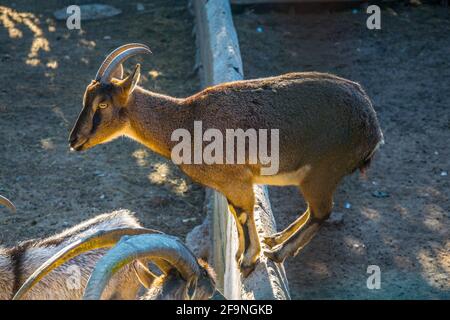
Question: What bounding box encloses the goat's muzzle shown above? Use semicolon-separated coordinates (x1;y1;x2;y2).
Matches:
69;135;88;152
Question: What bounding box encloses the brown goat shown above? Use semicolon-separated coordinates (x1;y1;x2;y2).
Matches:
69;44;383;276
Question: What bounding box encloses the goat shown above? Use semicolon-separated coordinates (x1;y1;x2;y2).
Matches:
1;210;153;300
68;43;384;276
14;231;221;300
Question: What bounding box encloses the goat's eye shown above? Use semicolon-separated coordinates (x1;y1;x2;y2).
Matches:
98;103;108;109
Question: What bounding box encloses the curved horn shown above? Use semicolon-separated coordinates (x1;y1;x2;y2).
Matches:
95;43;150;81
96;44;151;84
0;195;16;213
83;234;201;300
13;227;160;300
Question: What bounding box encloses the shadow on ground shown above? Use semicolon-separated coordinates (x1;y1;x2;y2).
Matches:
234;2;449;299
0;0;204;245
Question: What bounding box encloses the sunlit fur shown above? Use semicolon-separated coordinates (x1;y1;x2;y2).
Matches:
69;79;131;151
0;210;143;300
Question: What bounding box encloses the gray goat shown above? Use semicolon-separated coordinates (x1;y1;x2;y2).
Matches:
0;206;147;300
12;217;220;300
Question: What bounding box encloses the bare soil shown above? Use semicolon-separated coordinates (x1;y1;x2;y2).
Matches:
0;1;204;246
1;0;448;301
233;3;449;299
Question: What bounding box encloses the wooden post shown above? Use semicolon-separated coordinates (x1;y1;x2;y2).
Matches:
191;0;290;300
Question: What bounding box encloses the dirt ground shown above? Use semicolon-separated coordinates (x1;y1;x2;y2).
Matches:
233;2;449;299
0;1;204;246
0;0;448;301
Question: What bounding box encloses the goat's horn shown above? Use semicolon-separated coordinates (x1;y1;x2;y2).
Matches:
0;195;16;213
12;227;160;300
95;43;151;84
95;43;150;81
83;234;200;300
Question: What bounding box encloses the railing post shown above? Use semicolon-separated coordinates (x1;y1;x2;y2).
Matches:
190;0;290;300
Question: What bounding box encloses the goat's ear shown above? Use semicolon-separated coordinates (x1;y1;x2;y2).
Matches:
111;63;124;80
132;260;156;289
120;64;141;95
184;278;197;300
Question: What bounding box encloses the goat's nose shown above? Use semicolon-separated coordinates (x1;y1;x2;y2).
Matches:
69;134;88;151
69;135;77;146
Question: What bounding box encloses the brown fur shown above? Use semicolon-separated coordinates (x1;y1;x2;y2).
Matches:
70;70;383;273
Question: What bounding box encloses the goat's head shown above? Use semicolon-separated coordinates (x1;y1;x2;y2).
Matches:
83;234;220;300
0;195;15;213
69;43;151;152
14;230;222;300
138;257;219;300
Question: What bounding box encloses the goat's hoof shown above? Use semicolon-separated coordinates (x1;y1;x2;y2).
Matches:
235;253;243;267
262;237;277;248
264;248;285;264
262;235;280;248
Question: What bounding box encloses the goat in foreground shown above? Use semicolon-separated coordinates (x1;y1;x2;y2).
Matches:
14;230;220;300
1;210;151;300
69;43;384;275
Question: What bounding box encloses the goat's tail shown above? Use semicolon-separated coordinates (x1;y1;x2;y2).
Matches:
359;137;384;177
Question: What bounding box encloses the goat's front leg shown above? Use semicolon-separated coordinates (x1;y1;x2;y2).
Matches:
225;182;260;277
231;206;260;277
228;204;246;266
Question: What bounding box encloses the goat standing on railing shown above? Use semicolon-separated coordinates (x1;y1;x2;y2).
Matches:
68;43;384;276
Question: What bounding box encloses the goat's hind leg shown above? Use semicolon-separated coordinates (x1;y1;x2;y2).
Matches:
265;175;336;263
264;208;323;263
263;208;310;249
